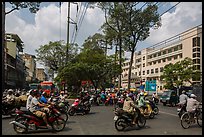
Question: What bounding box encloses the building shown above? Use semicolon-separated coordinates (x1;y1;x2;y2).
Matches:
5;33;26;89
121;25;202;93
36;68;47;81
22;53;37;82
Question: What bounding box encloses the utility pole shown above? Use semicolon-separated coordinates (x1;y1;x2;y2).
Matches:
66;2;70;63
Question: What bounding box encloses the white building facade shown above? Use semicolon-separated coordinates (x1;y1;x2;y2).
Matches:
121;25;202;93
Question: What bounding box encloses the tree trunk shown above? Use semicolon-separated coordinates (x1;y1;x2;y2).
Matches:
127;49;135;90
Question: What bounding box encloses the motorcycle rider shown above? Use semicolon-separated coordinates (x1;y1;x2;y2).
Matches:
26;89;34;110
178;90;188;111
122;93;138;125
138;92;148;114
3;89;15;104
29;90;51;128
186;94;200;118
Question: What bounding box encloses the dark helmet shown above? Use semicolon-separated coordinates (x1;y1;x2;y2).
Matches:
33;89;39;96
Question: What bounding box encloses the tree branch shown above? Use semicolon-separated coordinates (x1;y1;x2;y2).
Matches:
5;7;19;15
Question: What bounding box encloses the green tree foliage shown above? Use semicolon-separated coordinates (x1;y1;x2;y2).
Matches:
97;2;161;89
161;57;201;89
35;41;79;71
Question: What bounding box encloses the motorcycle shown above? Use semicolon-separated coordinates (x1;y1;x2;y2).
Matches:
114;108;146;131
177;103;187;118
9;105;66;133
2;100;21;116
152;96;159;105
139;100;155;119
68;99;91;116
114;97;124;111
148;100;159;115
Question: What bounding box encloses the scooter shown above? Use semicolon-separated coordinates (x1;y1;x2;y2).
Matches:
10;105;66;133
139;100;155;119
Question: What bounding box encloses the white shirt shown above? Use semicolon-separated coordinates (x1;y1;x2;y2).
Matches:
29;97;40;112
186;98;199;112
26;95;33;110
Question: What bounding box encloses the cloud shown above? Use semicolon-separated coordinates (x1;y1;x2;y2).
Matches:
145;2;202;46
5;2;202;67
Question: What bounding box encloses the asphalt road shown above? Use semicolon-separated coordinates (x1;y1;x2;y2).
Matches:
2;102;202;135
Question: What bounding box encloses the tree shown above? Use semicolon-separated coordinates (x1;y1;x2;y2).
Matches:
161;57;201;89
2;2;41;91
97;2;161;90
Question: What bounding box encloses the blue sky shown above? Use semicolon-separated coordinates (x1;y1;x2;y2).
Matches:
5;2;202;68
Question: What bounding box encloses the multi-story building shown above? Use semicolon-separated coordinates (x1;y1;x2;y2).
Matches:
121;25;202;93
5;33;26;89
36;68;47;82
22;53;37;82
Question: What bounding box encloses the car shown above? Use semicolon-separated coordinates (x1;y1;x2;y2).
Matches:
160;90;179;107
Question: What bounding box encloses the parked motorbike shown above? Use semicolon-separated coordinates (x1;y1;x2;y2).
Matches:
114;108;146;131
177;103;187;118
10;105;66;133
68;99;91;116
139;100;155;119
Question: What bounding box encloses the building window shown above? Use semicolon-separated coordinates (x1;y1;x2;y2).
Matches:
147;70;149;74
149;55;152;59
168;57;172;61
143;71;145;75
178;44;182;50
139;71;141;76
193;59;200;64
160;67;163;72
155;68;158;73
158;52;161;56
143;63;145;67
179;54;182;58
160;86;162;90
149;62;152;65
193;65;200;70
192;37;200;47
158;60;161;63
153;54;157;58
151;69;154;74
193;53;200;58
135;72;137;75
153;61;156;64
193;48;200;52
143;56;145;60
162;58;166;62
174;55;178;60
168;48;172;53
174;46;178;51
162;50;166;55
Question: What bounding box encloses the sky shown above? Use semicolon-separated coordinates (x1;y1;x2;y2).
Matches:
5;2;202;68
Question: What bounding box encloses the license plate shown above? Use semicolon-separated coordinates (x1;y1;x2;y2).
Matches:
114;116;118;121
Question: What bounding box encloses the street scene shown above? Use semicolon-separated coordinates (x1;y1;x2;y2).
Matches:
2;2;202;135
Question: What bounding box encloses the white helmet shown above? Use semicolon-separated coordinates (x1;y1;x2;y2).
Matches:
190;94;196;98
140;92;144;96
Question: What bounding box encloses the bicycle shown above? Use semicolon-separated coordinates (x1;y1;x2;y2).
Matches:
180;103;202;129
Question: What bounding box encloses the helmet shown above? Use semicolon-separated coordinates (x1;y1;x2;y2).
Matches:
128;93;133;97
33;89;39;96
8;89;13;93
144;92;148;96
60;91;64;94
75;99;80;102
182;90;186;94
140;92;144;96
190;94;196;98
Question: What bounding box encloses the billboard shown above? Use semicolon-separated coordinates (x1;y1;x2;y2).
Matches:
145;80;156;92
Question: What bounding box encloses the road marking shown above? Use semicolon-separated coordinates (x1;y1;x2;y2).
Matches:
159;111;178;117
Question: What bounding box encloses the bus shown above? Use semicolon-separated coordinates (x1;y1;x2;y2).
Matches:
29;83;41;90
40;81;55;96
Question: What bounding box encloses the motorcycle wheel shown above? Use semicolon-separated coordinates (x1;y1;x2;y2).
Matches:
137;115;146;128
13;117;28;133
196;111;202;127
149;112;155;119
153;107;159;115
115;118;127;131
181;112;191;129
85;107;90;114
51;118;66;132
68;108;75;116
60;112;69;122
